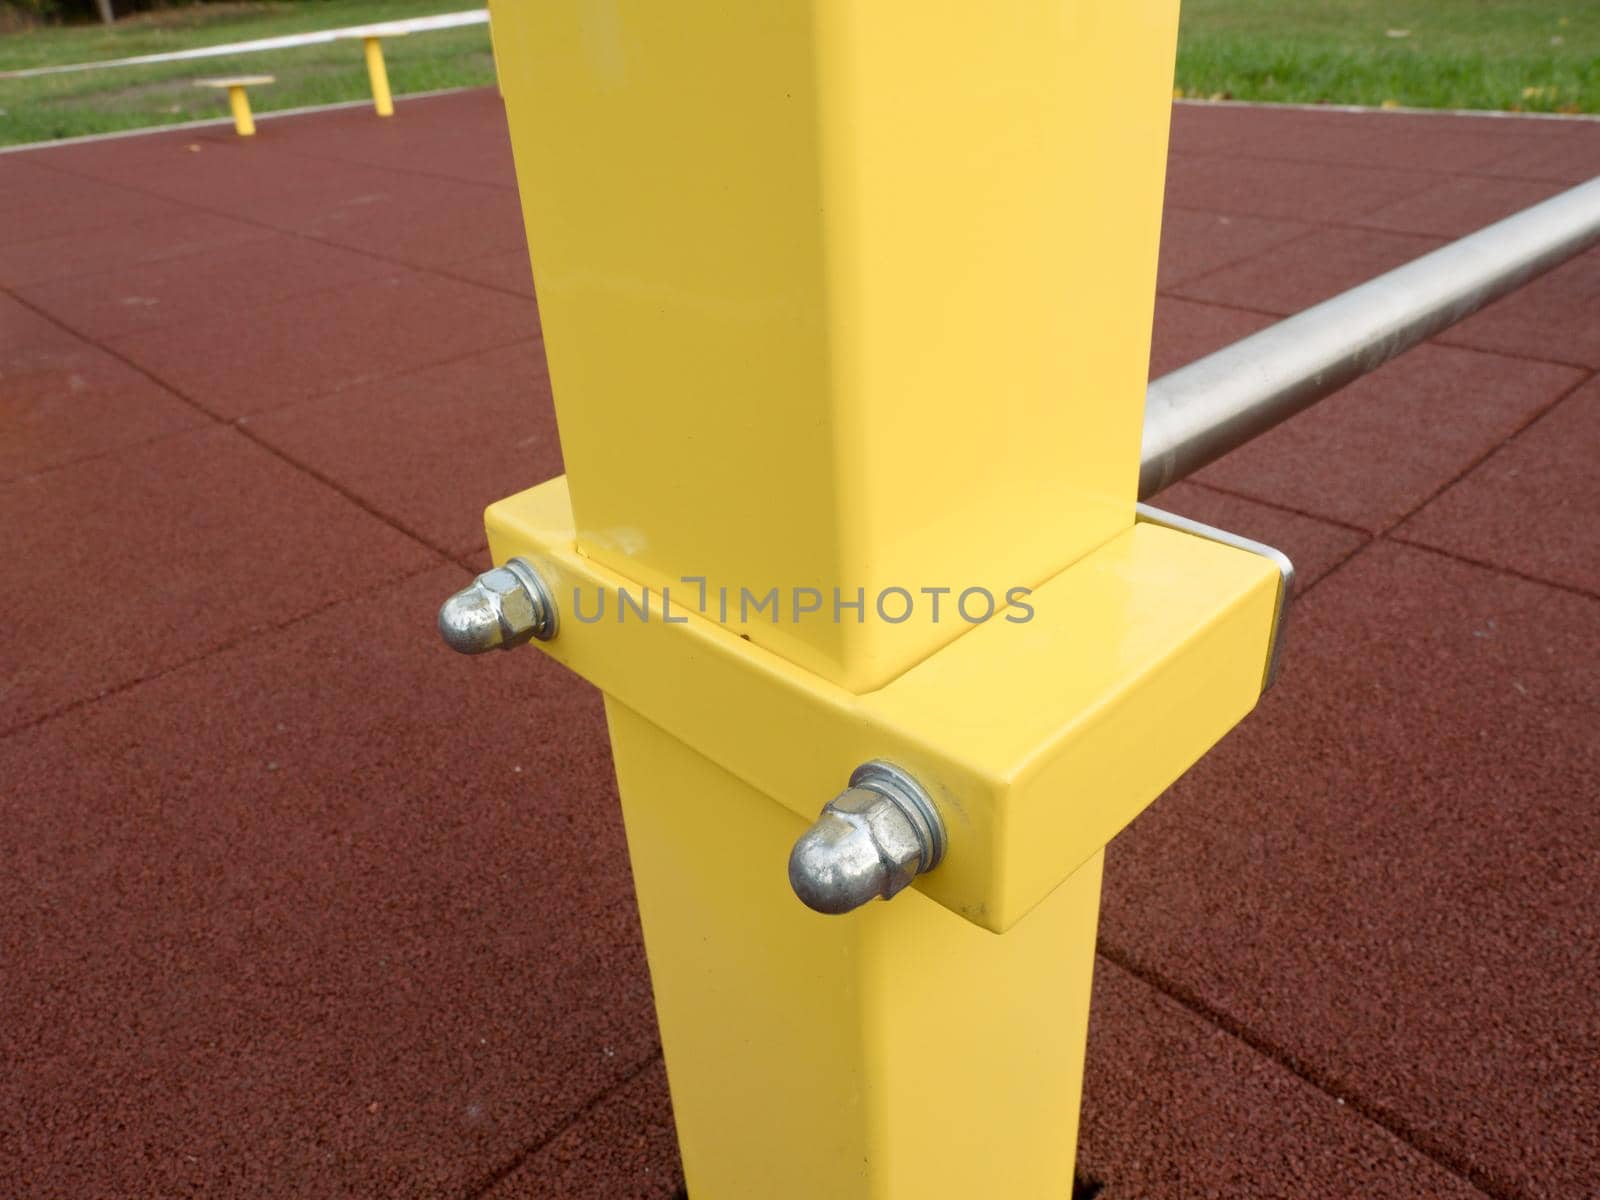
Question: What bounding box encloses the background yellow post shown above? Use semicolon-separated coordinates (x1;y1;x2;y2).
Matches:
226;84;255;136
195;77;273;136
363;36;394;117
477;4;1207;1196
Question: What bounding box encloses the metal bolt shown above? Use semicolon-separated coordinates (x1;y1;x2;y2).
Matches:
437;557;557;654
787;761;946;915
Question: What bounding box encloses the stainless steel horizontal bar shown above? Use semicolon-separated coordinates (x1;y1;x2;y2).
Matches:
1139;174;1600;499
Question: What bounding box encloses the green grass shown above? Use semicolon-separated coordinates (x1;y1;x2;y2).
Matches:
0;1;495;146
1176;0;1597;113
0;1;1594;150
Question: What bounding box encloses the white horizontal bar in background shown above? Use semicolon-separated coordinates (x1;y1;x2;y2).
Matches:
0;8;488;80
0;84;480;155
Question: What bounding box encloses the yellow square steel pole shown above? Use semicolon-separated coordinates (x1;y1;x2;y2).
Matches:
447;4;1287;1196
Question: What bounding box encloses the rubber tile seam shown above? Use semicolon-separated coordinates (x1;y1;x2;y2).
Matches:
20;239;402;343
1371;367;1598;534
0;558;459;743
224;330;546;547
1155;222;1347;302
229;418;475;564
3;284;511;561
1167;159;1444;221
1176;478;1374;539
1386;536;1600;607
0;210;272;286
196;324;545;422
257;140;520;195
1174;147;1552;190
1093;942;1506;1200
0;419;217;487
18;146;526;306
424;261;540;305
0;190;183;249
459;1049;667;1200
448;548;494;575
1185;360;1577;541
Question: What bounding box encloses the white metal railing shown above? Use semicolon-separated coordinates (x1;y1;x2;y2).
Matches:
0;9;487;80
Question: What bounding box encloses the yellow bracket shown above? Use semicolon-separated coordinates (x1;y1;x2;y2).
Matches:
489;478;1284;932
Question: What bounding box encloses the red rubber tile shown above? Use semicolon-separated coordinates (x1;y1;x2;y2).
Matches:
1398;374;1600;595
246;92;518;190
1170;103;1544;174
276;174;528;270
1356;173;1570;239
0;331;206;480
444;247;539;299
0;291;77;354
1147;296;1272;379
1080;959;1484;1200
17;232;392;341
37;137;446;247
1172;225;1445;316
1193;343;1584;531
0;179;183;246
276;121;519;191
483;1060;682;1200
0;566;662;1198
0;425;435;730
1155;207;1309;291
51;135;521;270
1436;246;1600;369
0;155;109;213
1100;542;1600;1200
1164;152;1438;223
108;271;538;418
0;208;273;289
1479;120;1600;184
31;125;319;198
1143;480;1367;592
244;340;555;557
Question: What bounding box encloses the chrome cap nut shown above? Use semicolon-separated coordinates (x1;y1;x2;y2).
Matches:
437;558;557;654
788;761;946;915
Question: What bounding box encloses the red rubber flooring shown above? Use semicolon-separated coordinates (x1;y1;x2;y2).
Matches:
2;89;1596;1199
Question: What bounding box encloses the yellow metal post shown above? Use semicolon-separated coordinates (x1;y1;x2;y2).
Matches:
196;77;273;137
454;4;1287;1196
226;85;255;137
362;36;395;117
607;695;1104;1199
